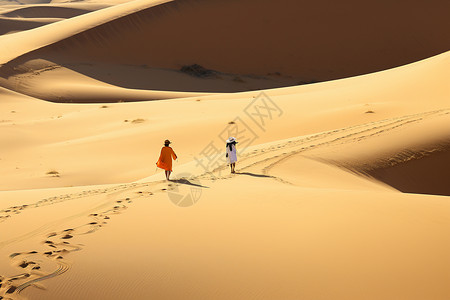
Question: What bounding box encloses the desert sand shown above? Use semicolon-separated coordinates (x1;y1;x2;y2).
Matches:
1;0;449;299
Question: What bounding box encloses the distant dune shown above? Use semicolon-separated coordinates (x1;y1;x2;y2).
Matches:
1;0;449;98
0;16;58;35
0;3;110;34
19;0;450;82
1;6;92;18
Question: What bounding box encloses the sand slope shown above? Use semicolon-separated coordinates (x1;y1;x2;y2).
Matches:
1;108;449;299
0;0;449;299
0;0;172;64
1;49;449;299
1;50;448;190
7;0;450;81
0;3;112;34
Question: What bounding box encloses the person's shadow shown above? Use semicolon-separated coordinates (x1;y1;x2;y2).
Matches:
171;178;209;188
234;172;273;178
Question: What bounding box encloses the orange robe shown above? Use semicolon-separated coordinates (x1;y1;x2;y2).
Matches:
156;146;177;171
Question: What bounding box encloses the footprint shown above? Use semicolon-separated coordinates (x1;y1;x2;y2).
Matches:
0;184;148;298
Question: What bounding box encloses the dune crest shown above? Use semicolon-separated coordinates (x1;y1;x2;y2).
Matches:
7;0;449;81
0;0;449;299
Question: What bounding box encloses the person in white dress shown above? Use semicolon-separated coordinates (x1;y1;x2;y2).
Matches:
225;137;238;173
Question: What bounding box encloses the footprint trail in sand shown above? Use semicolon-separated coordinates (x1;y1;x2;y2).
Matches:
0;182;162;299
0;108;448;299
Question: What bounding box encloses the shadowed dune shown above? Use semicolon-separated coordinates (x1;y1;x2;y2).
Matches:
0;3;113;35
0;0;449;98
18;0;450;83
292;110;450;197
1;0;53;4
1;6;92;18
366;147;450;196
0;16;58;35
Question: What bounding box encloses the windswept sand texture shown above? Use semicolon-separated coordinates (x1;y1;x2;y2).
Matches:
0;0;450;299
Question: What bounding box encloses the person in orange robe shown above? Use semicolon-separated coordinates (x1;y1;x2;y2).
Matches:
156;139;177;180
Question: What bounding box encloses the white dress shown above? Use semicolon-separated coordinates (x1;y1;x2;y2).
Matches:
226;144;237;164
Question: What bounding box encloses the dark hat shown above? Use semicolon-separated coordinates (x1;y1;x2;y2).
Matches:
164;139;171;145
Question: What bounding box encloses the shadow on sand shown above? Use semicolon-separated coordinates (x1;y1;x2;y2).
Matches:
170;178;209;189
234;172;273;178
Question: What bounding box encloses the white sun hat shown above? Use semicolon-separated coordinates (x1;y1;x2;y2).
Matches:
226;137;236;143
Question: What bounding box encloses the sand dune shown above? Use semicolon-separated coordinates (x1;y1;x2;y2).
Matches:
0;2;114;34
0;17;61;35
0;0;172;64
0;58;297;101
368;148;450;196
1;106;449;298
1;6;92;18
1;0;449;96
274;109;450;196
1;50;448;189
0;58;207;102
0;0;449;299
7;0;450;81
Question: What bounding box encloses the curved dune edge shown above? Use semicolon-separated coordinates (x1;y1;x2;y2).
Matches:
295;110;450;196
365;147;450;196
1;6;93;18
0;0;172;64
1;0;449;95
132;108;450;198
8;0;449;83
0;17;62;35
0;48;448;103
0;0;448;100
0;51;448;190
0;3;109;35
